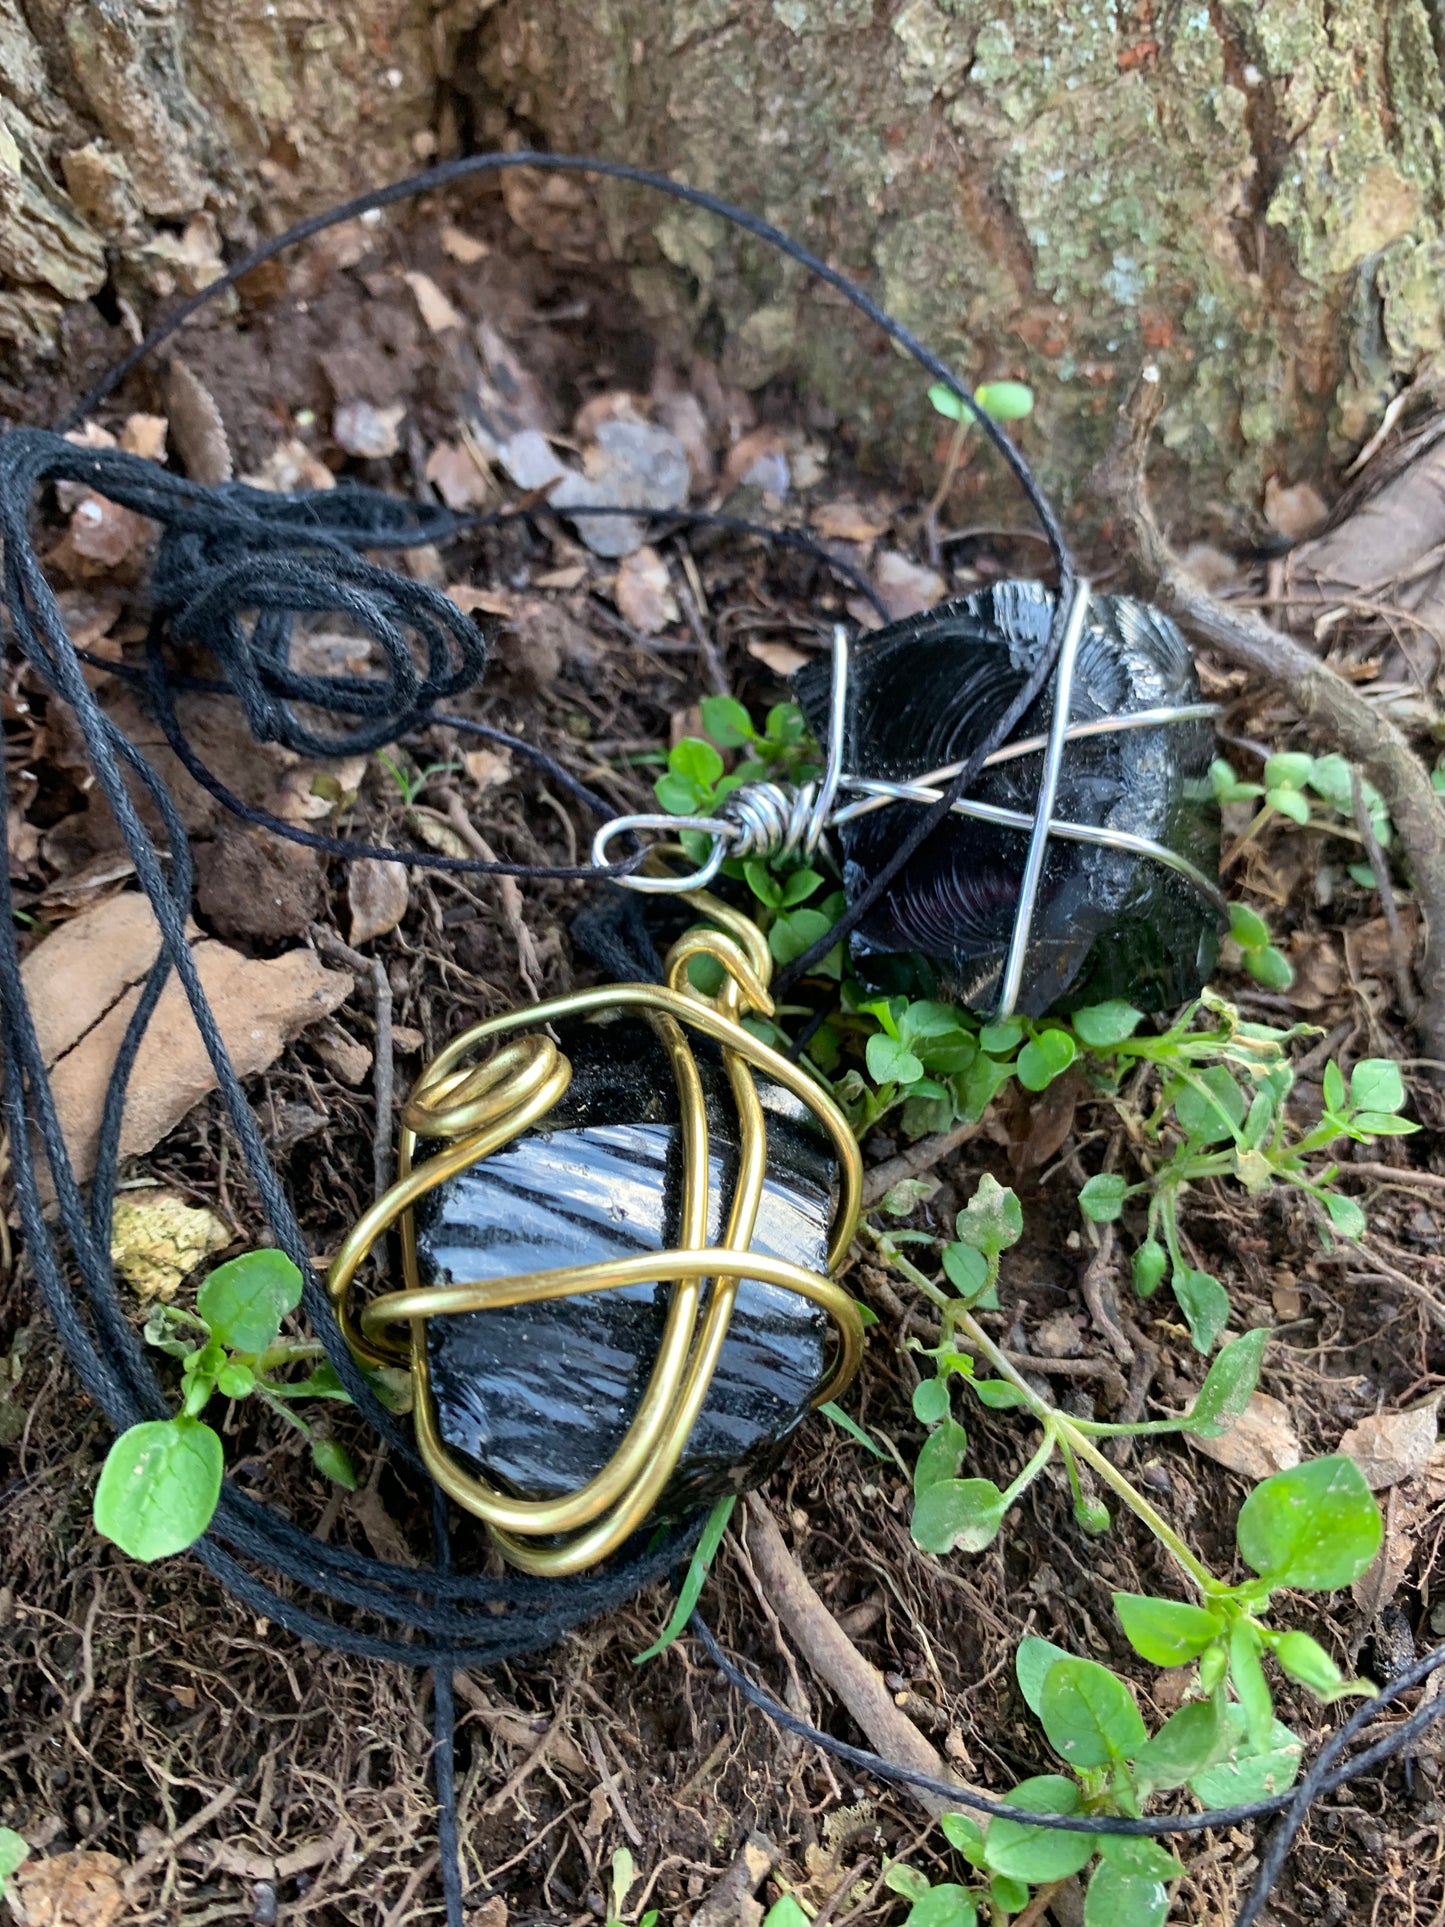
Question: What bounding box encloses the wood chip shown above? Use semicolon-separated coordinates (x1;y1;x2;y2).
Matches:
119;413;168;461
333;400;405;459
347;858;409;945
425;440;491;511
747;639;810;675
440;223;490;265
1338;1405;1439;1490
462;746;513;792
813;499;887;543
404;269;464;334
1189;1390;1301;1480
874;550;945;620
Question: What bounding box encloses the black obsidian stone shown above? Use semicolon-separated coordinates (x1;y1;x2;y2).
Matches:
413;1013;836;1518
794;581;1221;1016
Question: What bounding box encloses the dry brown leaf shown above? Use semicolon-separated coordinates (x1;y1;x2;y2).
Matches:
21;893;350;1182
165;357;233;484
333;400;405;459
1264;475;1328;540
392;1025;424;1053
874;550;945;620
425;440;491;511
614;545;679;634
64;422;118;451
16;1850;126;1927
110;1189;231;1300
534;564;587;590
724;426;790;494
447;584;514;620
463;746;514;792
348;857;409;945
1338;1405;1438;1490
404;269;464;334
651;376;716;492
440;223;489;264
1286;930;1344;1010
1190;1391;1301;1480
268;754;367;823
56;585;125;654
814;499;886;543
245;439;334;493
119;413;168;461
747;640;811;676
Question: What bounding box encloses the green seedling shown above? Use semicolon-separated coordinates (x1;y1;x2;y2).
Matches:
603;1846;659;1927
376;749;462;806
1212;752;1392;891
94;1249;357;1562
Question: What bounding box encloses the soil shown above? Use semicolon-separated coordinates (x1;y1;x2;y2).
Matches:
3;183;1444;1927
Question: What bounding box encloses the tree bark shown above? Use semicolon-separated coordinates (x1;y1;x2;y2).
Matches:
6;0;1445;520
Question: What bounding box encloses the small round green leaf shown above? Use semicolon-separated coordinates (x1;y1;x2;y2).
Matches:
1350;1058;1407;1114
1263;751;1314;791
1228;902;1271;949
1236;1455;1383;1590
973;380;1035;422
989;1874;1030;1913
1131;1237;1168;1297
927;382;969;421
1015;1636;1072;1715
1172;1065;1247;1144
1079;1173;1127;1223
216;1361;255;1400
669;737;725;788
1112;1592;1224;1666
197;1249;303;1355
867;1032;925;1086
1189;1704;1303;1805
1070;1000;1144;1047
970;1378;1028;1409
911;1477;1007;1554
311;1436;358;1490
1073;1495;1110;1534
955;1175;1023;1256
1039;1657;1147;1767
1084;1860;1167;1927
912;1377;952;1425
1173;1267;1230;1354
940;1813;985;1861
1322;1191;1366;1240
1245;944;1295;990
906;1882;977;1927
1267;786;1311;825
978;1017;1025;1055
769;907;838;967
699;694;754;747
1133;1699;1227;1791
93;1417;223;1562
1186;1327;1269;1437
655;771;707;815
984;1777;1096;1883
914;1416;969;1494
1017;1027;1077;1091
0;1828;29;1884
1273;1629;1347;1697
1097;1836;1183;1883
942;1242;990;1296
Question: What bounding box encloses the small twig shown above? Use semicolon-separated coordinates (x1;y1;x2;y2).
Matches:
862;1122;980;1208
677;574;729;696
1090;364;1445;1063
1352;764;1420;1019
1349;1244;1445;1333
1348;1159;1445;1195
583;1722;644;1848
1011;1877;1068;1927
434;790;544;998
739;1493;968;1818
124;1786;238;1888
311;926;394;1198
1078;1222;1134;1365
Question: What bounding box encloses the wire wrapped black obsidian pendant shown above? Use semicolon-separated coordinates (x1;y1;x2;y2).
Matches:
327;894;863;1576
793;581;1223;1016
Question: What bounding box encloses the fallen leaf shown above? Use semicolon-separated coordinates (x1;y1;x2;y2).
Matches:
1189;1391;1301;1480
21;893;350;1182
651;373;716;492
334;400;405;460
874;550;945;620
195;825;324;942
813;499;886;543
110;1189;231;1300
64;422;117;451
425;440;491;511
1285;930;1344;1010
165;357;233;484
312;1022;373;1086
534;564;587;590
747;639;811;676
16;1850;126;1927
348;858;409;945
56;585;125;654
614;545;679;634
440;223;489;264
469;1895;507;1927
268;754;367;822
1338;1406;1438;1490
119;413;168;461
404;269;464;334
463;746;514;791
392;1025;424;1053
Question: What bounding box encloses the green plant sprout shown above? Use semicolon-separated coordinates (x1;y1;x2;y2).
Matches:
93;1249;358;1562
0;1830;28;1895
866;1193;1381;1927
375;749;463;807
925;380;1036;529
1212;752;1391;891
603;1846;659;1927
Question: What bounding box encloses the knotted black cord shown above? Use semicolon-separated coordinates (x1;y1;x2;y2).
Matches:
0;146;1436;1925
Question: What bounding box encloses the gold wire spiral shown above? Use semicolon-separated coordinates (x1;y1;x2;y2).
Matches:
326;879;864;1576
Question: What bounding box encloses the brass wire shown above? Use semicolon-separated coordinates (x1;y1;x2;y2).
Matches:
326;881;864;1574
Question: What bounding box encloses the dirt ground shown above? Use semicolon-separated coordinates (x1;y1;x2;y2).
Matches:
4;179;1445;1927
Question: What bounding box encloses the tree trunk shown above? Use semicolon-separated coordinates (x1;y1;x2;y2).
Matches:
6;0;1444;521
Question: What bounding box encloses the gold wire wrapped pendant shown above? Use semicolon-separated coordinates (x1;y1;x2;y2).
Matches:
328;888;863;1576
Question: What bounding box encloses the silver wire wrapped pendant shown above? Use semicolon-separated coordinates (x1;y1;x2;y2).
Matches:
792;582;1222;1016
